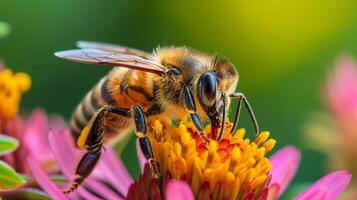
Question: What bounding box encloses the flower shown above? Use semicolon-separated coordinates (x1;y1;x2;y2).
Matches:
325;56;357;124
24;109;66;171
133;147;351;200
0;66;66;198
0;68;31;122
130;121;351;200
27;119;351;200
305;55;357;198
0;66;64;174
0;66;32;192
2;109;66;173
268;146;351;200
129;120;275;199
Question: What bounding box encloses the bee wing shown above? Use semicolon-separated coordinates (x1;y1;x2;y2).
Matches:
76;41;150;58
54;49;165;75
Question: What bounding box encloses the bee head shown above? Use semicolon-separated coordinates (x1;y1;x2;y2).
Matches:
196;57;238;139
197;70;222;128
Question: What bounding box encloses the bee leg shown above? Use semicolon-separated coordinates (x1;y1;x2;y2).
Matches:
132;105;160;179
217;93;227;141
229;94;242;135
63;106;106;194
64;106;131;194
229;93;260;136
183;86;209;143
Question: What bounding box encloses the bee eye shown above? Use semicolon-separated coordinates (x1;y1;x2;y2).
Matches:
198;72;217;107
166;68;180;76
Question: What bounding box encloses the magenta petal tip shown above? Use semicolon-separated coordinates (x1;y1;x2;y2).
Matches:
294;170;352;200
165;180;194;200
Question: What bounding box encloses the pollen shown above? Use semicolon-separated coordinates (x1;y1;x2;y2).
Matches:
0;68;31;121
146;119;276;199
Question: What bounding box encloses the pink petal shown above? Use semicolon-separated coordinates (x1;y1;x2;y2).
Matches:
136;139;146;172
269;145;301;198
48;129;79;176
61;129;79;155
165;180;195;200
24;109;53;163
50;129;129;199
94;145;133;197
49;114;67;131
326;55;357;119
25;109;49;141
294;170;351;200
27;157;68;200
6;116;29;173
48;129;103;200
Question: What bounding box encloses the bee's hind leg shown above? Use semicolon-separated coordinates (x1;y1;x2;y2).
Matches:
64;105;131;194
132;105;160;179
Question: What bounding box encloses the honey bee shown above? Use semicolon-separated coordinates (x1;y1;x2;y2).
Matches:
55;41;260;194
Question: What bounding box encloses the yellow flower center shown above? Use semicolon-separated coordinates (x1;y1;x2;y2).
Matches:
146;119;276;199
0;68;31;120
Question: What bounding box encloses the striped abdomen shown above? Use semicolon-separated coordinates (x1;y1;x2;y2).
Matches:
70;68;155;144
70;76;106;140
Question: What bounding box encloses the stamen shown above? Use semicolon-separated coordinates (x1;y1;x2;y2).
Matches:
129;120;276;199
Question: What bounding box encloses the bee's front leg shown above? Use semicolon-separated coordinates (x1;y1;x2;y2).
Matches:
229;93;260;136
64;105;131;194
183;86;209;143
132;105;160;179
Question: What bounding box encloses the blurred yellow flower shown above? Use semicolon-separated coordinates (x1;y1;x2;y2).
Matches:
0;68;31;121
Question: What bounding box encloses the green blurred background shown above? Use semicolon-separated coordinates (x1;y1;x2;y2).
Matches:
1;0;357;197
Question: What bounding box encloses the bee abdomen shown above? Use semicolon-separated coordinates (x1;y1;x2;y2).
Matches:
70;78;106;140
